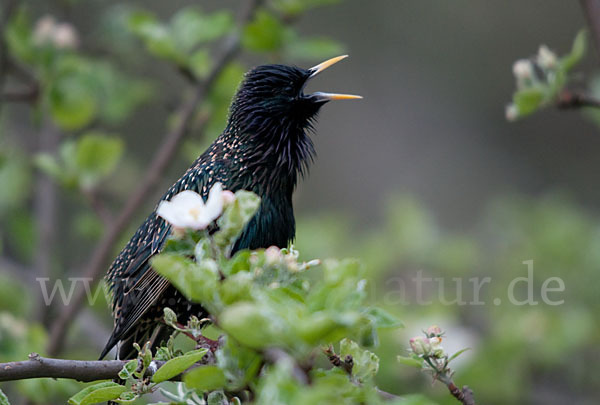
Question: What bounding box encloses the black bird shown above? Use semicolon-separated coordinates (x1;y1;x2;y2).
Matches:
100;55;361;360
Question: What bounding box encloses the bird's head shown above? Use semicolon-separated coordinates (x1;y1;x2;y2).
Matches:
228;55;361;134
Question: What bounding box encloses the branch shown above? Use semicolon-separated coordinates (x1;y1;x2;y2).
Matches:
437;374;476;405
557;89;600;109
0;0;18;83
0;86;39;103
0;256;36;286
580;0;600;58
0;353;168;383
46;0;263;357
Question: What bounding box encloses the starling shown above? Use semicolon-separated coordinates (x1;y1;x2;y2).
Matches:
100;55;361;360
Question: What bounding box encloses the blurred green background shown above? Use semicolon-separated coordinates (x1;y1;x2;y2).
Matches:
1;0;599;404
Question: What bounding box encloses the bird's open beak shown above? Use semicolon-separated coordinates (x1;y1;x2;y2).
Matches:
307;55;362;101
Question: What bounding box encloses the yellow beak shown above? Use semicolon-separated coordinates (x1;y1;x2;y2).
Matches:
311;92;363;101
309;55;349;77
307;55;362;101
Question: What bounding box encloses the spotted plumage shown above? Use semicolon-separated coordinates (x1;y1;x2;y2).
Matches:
100;57;360;360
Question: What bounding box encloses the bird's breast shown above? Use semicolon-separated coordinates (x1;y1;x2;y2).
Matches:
232;191;295;253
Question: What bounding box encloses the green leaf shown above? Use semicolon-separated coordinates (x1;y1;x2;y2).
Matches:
215;338;262;390
68;381;127;405
0;153;31;212
270;0;341;16
219;272;254;305
222;250;251;276
294;312;341;344
189;49;212;78
114;392;138;403
183;365;227;391
285;37;344;61
513;87;545;116
127;10;156;31
163;307;178;326
219;303;277;349
48;75;97;131
171;8;233;51
128;13;183;63
5;8;35;63
0;388;10;405
397;355;425;369
152;253;218;303
214;190;260;249
448;347;471;363
75;132;124;187
152;348;208;383
339;338;379;382
242;10;287;52
118;360;138;380
92;63;153;124
364;307;403;329
207;391;229;405
33;154;63;184
560;29;586;73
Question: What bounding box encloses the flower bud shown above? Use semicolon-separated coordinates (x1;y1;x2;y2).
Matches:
513;59;533;80
429;336;444;358
265;246;282;265
409;336;431;355
222;190;236;206
537;45;557;69
163;307;178;325
505;104;519;121
33;16;79;49
429;336;442;347
426;325;442;337
53;23;79;49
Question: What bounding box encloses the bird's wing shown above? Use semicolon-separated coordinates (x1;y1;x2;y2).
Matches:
101;215;172;358
116;217;171;335
101;164;216;359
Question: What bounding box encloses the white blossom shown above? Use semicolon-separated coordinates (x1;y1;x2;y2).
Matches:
157;183;226;230
222;190;236;206
265;246;282;265
409;336;431;355
33;16;56;45
512;59;533;80
537;45;558;69
537;45;557;69
53;23;79;49
505;104;519;121
429;336;445;358
33;15;79;49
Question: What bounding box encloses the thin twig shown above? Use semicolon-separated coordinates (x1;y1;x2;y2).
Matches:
81;188;114;226
46;0;263;356
324;345;353;375
263;348;309;385
34;117;61;326
324;345;400;401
